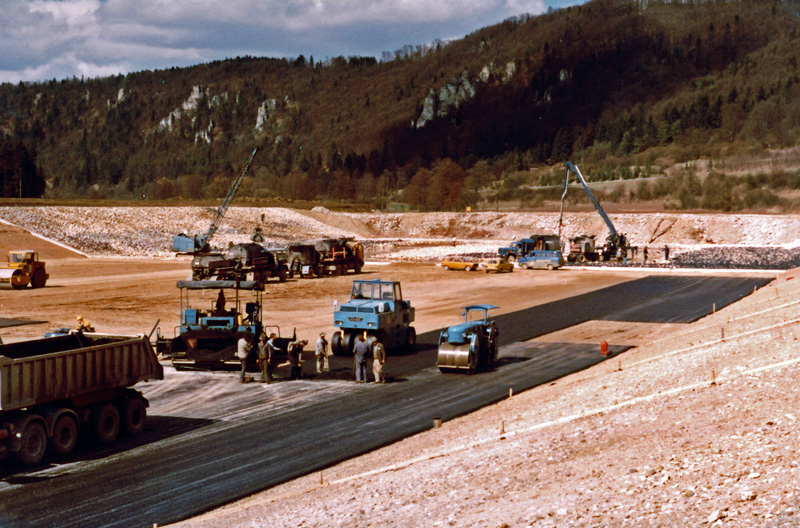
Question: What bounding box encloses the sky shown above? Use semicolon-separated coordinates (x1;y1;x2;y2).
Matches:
0;0;582;85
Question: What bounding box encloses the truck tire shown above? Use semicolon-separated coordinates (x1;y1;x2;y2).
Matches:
278;267;288;282
16;420;47;466
51;413;79;457
332;331;356;356
405;327;416;350
354;262;362;274
577;254;587;264
122;397;147;436
31;269;47;289
93;403;120;445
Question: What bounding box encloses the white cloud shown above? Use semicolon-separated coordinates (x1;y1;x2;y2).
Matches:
0;0;552;84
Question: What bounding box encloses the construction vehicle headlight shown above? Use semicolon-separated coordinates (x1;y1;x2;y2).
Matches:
367;322;376;328
334;320;342;326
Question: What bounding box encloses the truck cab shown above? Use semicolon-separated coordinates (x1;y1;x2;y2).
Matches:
331;279;415;355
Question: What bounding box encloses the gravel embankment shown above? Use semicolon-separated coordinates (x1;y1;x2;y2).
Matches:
1;207;798;270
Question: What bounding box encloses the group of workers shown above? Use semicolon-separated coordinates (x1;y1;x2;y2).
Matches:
235;330;387;384
236;333;308;384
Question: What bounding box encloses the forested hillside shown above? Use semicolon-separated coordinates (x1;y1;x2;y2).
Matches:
1;0;800;211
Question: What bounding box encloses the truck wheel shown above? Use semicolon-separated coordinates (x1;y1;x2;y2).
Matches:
122;397;147;436
51;414;79;457
278;267;288;282
577;254;587;264
331;331;355;356
405;327;416;350
16;420;47;466
93;403;120;445
31;269;47;288
354;263;362;274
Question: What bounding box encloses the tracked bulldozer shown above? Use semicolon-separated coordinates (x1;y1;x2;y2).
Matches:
437;305;499;374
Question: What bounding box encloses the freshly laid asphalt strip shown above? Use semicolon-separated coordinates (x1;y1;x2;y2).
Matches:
0;275;771;528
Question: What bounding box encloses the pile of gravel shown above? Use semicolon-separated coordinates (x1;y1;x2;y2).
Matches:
671;246;800;270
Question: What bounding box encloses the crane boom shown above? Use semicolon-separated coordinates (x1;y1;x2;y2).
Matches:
172;148;258;254
558;161;618;241
558;162;628;262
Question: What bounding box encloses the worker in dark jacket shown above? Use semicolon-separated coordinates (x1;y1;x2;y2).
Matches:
287;339;307;380
353;334;370;383
257;334;272;383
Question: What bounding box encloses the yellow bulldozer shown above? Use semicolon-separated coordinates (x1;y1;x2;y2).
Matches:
0;250;48;289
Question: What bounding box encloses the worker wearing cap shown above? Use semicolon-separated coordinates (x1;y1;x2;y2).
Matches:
315;332;329;373
76;316;94;333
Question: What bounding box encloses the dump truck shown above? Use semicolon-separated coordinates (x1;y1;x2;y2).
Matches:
0;332;163;467
316;238;364;276
156;279;293;369
285;243;322;278
0;250;48;289
191;243;288;282
437;305;499;374
331;279;415;355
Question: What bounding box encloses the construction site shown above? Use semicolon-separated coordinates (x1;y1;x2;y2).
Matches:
0;203;798;528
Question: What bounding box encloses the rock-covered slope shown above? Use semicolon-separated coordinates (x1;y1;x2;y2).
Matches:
1;207;799;268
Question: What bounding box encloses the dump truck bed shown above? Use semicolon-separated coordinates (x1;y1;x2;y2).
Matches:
0;333;163;412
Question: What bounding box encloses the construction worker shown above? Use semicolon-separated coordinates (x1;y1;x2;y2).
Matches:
257;334;272;383
315;332;329;373
353;334;369;383
266;333;279;379
237;334;253;383
372;338;386;384
287;339;307;380
76;316;94;333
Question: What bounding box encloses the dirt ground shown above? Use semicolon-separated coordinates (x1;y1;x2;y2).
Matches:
1;211;798;527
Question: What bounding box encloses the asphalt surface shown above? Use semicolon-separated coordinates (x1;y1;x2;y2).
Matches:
0;274;771;528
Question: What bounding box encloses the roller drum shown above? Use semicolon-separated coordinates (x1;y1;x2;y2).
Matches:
0;268;29;289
